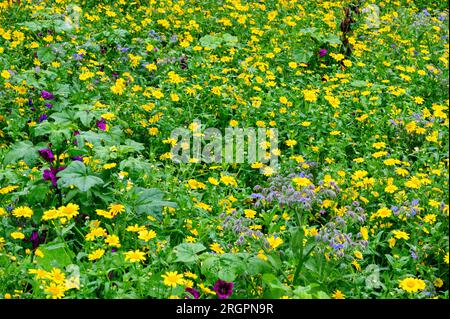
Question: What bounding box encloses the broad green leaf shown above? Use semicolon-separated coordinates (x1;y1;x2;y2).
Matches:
35;242;74;268
3;141;40;166
174;243;206;263
57;161;103;192
37;46;56;63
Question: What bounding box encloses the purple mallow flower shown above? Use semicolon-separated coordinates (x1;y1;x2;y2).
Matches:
185;287;200;299
43;166;65;187
38;149;55;162
213;279;234;299
41;90;54;100
96;118;107;130
319;48;328;57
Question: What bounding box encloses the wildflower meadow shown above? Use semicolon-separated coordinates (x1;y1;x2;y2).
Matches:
0;0;448;300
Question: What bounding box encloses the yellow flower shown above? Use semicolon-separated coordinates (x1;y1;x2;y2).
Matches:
42;208;60;221
88;249;105;261
302;89;318;102
162;271;184;287
292;177;312;188
266;236;283;249
105;234;121;248
12;206;33;218
11;232;25;240
48;268;66;284
332;290;345;299
244;209;257;219
285;139;297;147
399;277;426;293
434;278;443;288
354;251;363;260
444;252;449;264
375;207;392;219
103;163;117;170
58;203;79;220
392;230;409;240
138;229;157;241
108;203;125;215
1;70;11;79
44;283;66;299
209;243;225;254
124;250;146;263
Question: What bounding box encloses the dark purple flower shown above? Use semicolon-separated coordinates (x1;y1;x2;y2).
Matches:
319;49;328;57
30;230;46;249
39;114;48;123
72;156;83;161
41;90;54;100
185;287;200;299
96;118;107;131
45;103;53;109
38;149;55;162
43;166;65;187
28;98;33;106
213;279;234;299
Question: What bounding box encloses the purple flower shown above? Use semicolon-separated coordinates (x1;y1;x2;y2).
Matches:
30;230;46;249
213;279;234;299
96;118;107;131
185;287;200;299
43;166;65;187
72;156;83;161
41;90;54;100
45;103;53;109
319;48;328;57
38;149;55;162
39;114;48;123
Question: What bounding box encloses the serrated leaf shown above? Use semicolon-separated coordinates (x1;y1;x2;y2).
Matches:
37;46;56;63
174;243;206;263
57;161;103;192
3;141;40;166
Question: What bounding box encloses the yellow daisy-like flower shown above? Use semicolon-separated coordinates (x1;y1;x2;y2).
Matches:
161;271;184;287
88;248;105;261
138;229;157;241
108;203;125;215
12;206;33;218
266;236;283;249
11;232;25;240
399;277;426;293
105;234;121;248
58;203;79;220
44;283;67;299
332;290;345;299
392;230;410;240
209;243;225;254
124;250;146;263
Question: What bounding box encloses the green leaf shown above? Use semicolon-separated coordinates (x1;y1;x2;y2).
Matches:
174;243;206;263
35;242;74;268
57;161;103;192
131;187;176;219
3;141;40;166
222;33;238;47
37;46;56;63
199;35;222;49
